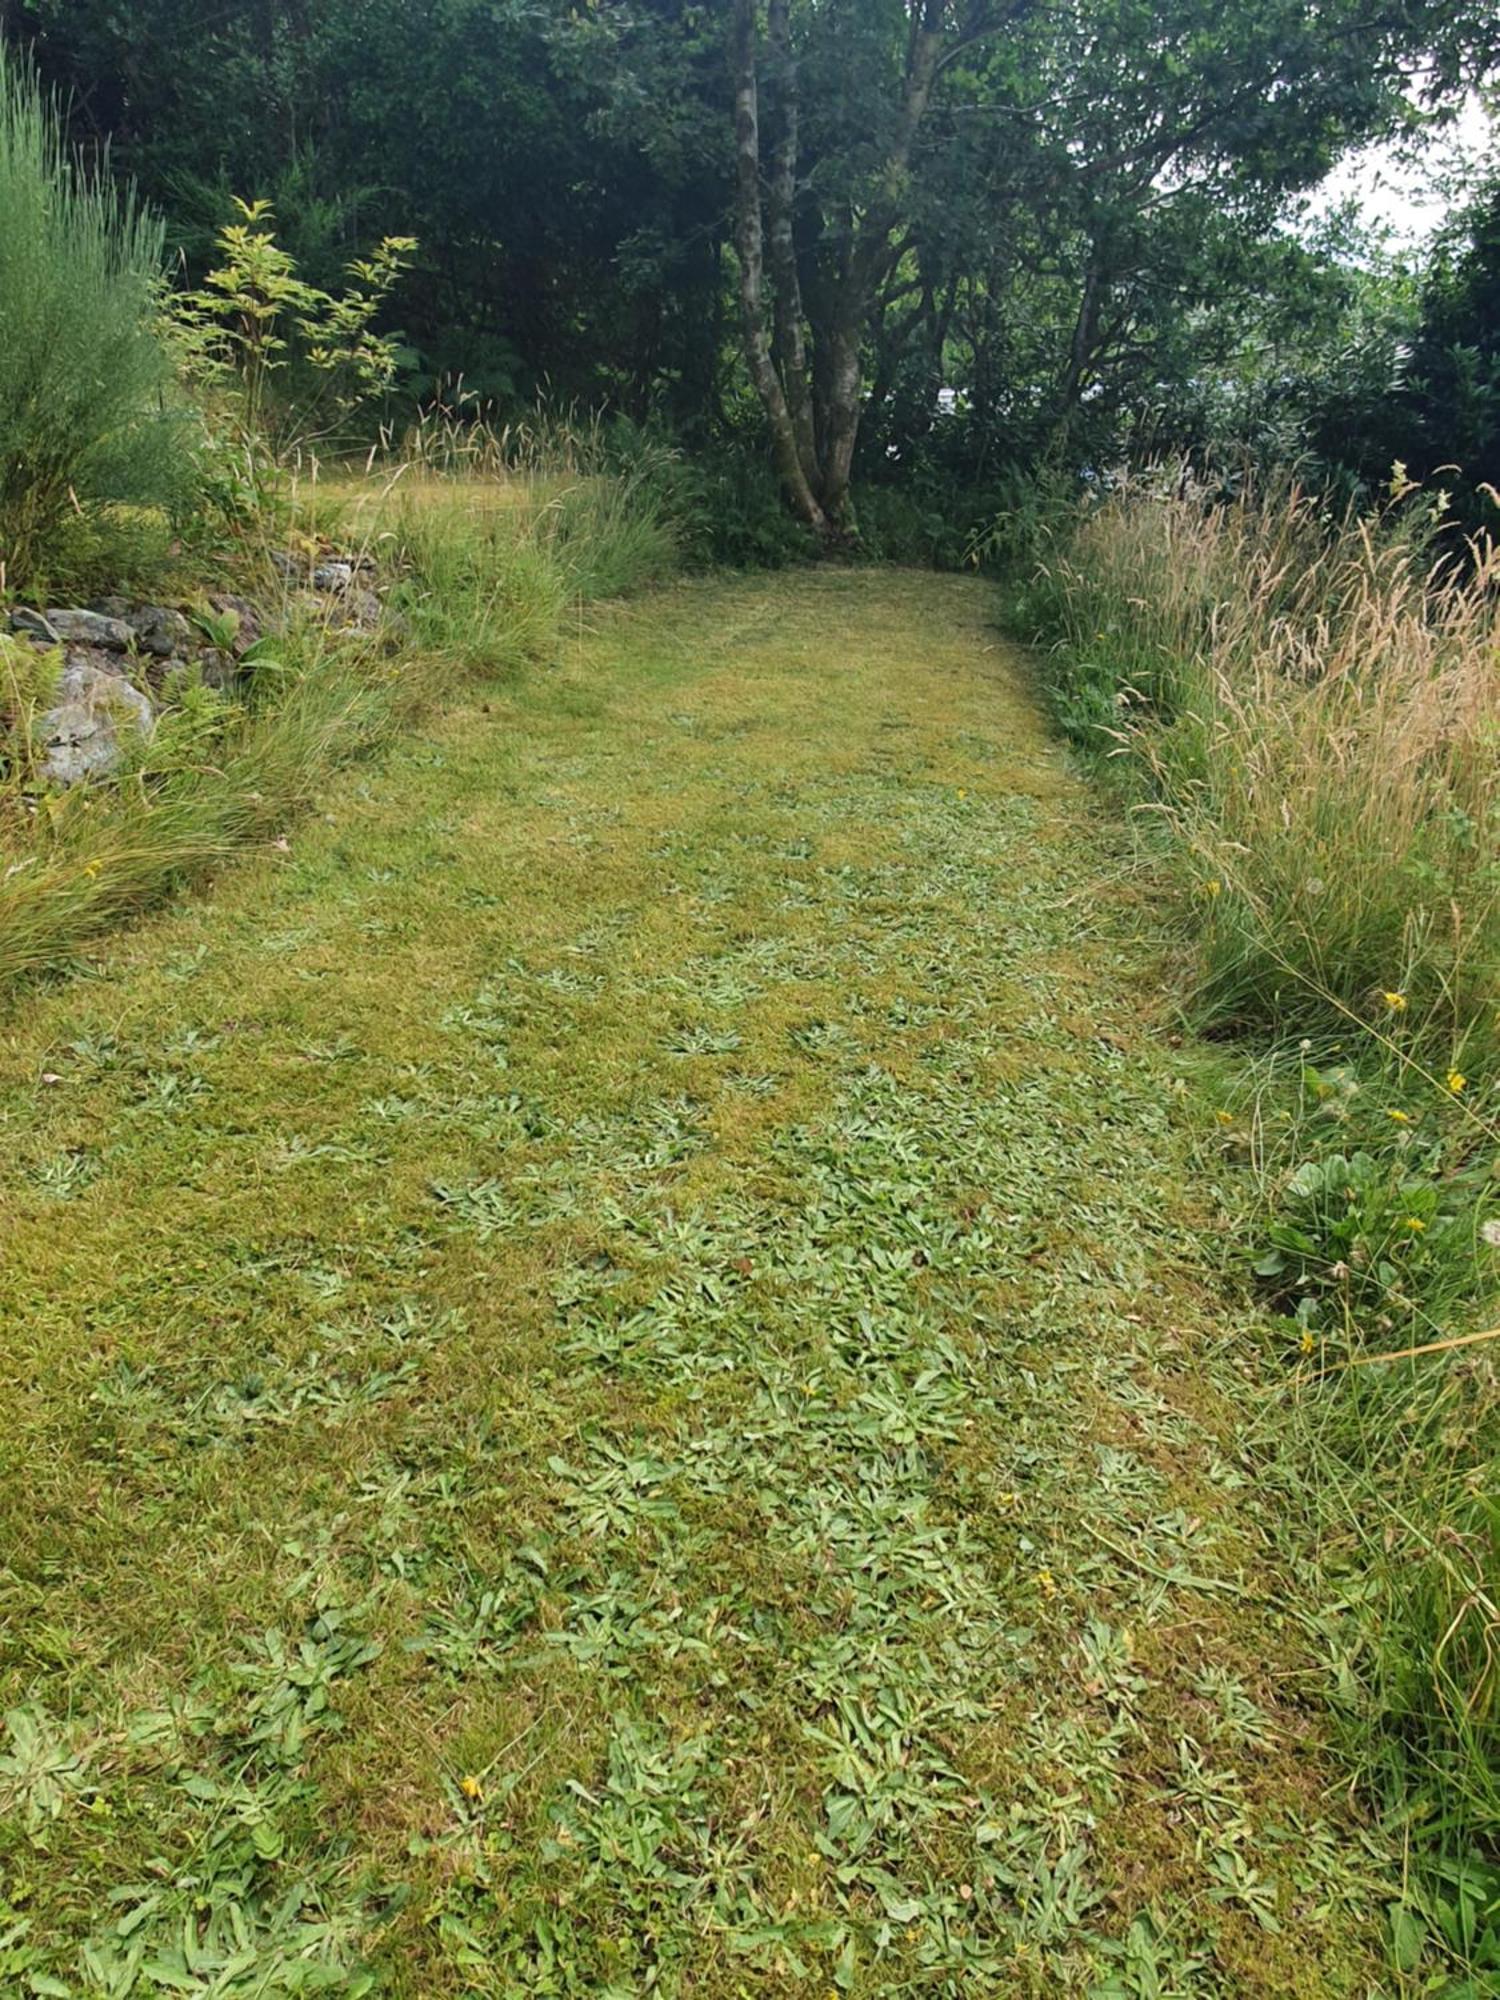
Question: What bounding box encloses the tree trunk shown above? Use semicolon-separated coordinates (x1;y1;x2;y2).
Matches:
731;0;828;535
730;0;951;542
765;0;820;492
818;319;863;527
1053;235;1105;445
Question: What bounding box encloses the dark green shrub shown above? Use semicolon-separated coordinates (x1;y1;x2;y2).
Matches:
0;44;199;593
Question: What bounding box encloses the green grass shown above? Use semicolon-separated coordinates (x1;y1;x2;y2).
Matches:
1010;473;1500;1983
0;570;1412;1994
0;460;676;1007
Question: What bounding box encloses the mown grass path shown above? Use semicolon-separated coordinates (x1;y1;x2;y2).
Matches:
1;573;1384;1995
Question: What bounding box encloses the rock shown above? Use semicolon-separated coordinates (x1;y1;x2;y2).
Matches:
311;561;355;591
124;605;194;658
346;588;383;629
91;595;131;621
9;607;61;647
38;650;155;784
41;607;135;651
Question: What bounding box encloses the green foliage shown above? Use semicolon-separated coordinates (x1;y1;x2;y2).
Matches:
671;449;815;569
171;196;415;449
11;0;1493;523
0;42;198;595
1405;170;1500;523
1248;1064;1488;1347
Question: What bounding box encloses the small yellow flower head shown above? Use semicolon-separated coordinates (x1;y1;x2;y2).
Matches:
1386;1108;1410;1123
1035;1566;1058;1601
1204;878;1222;898
1215;1109;1235;1127
1298;1328;1315;1356
1404;1216;1426;1233
459;1775;483;1803
1448;1070;1467;1095
957;787;967;800
1382;991;1408;1012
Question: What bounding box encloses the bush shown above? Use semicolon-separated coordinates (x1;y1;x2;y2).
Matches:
671;448;814;570
0;44;198;594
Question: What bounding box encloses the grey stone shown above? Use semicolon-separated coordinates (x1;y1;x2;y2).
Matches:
311;561;355;591
38;650;155;784
91;595;131;620
197;649;242;693
42;607;134;651
9;607;61;647
125;605;194;657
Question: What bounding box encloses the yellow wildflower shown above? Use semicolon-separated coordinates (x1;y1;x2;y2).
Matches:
1035;1567;1058;1601
459;1775;483;1803
1404;1216;1426;1232
1204;878;1222;898
1448;1070;1467;1094
1298;1329;1315;1356
1382;991;1407;1012
1215;1109;1235;1127
1386;1109;1410;1123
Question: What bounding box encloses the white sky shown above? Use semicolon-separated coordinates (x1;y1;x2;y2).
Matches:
1307;93;1495;247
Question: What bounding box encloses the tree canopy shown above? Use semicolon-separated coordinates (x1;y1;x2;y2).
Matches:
6;0;1496;528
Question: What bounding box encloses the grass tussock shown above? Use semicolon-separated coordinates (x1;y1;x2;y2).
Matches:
1015;468;1500;1975
1021;473;1500;1063
0;618;410;990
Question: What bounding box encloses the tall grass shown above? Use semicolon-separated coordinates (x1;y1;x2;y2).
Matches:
303;402;683;669
0;44;198;594
1015;467;1500;1978
0;615;414;990
1021;472;1500;1067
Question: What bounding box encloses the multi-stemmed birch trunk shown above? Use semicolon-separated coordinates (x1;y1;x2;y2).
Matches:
730;0;949;540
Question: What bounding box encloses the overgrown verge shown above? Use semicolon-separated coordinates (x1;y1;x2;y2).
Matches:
1010;468;1500;1984
0;462;682;1004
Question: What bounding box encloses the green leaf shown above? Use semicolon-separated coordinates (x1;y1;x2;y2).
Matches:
1389;1903;1425;1973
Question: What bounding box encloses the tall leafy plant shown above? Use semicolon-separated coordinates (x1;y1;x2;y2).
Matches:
171;198;415;452
0;42;195;593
